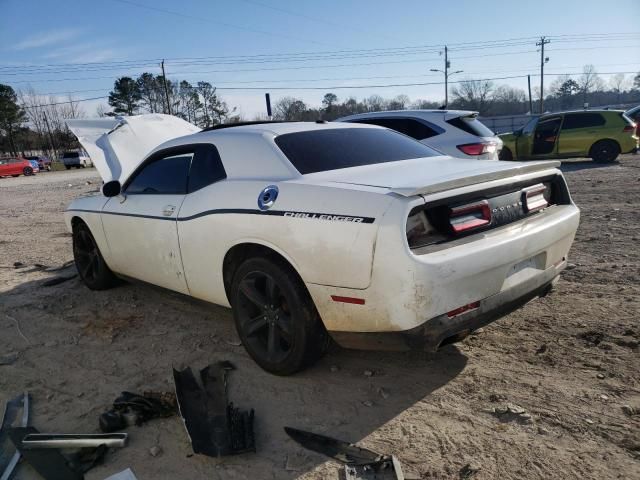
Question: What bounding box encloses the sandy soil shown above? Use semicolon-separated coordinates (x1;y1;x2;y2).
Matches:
1;158;639;480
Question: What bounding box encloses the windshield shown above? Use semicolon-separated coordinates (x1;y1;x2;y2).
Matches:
522;117;538;135
274;127;440;174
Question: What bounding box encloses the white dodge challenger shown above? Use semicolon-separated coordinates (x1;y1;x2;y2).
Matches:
65;114;580;375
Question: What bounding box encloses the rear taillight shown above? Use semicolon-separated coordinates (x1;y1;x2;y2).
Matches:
623;124;635;133
449;200;491;233
522;183;550;213
456;142;497;156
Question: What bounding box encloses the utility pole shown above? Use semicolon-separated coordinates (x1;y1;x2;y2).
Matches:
42;112;57;161
536;36;551;113
430;45;462;109
527;75;533;113
161;59;172;115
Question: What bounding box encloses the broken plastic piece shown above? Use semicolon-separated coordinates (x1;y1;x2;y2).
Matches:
0;392;29;480
104;468;138;480
99;391;177;433
21;433;128;449
173;362;255;457
284;427;404;480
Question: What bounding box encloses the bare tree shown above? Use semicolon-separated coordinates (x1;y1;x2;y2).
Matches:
274;97;308;121
450;79;494;114
578;65;604;104
609;73;627;104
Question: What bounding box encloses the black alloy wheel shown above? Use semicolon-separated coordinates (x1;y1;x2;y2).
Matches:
231;257;329;375
73;222;118;290
23;166;33;176
590;140;620;163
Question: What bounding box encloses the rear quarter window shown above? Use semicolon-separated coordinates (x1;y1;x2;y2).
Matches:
348;117;441;140
446;116;495;137
561;113;606;130
275;128;439;174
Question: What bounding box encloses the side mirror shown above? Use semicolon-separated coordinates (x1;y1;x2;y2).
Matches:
102;180;121;197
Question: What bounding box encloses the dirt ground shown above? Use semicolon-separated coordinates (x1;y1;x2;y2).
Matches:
1;157;639;480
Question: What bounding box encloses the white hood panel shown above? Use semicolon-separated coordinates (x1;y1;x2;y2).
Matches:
66;114;200;183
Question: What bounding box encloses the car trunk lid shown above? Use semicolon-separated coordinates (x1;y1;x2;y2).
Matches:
304;156;560;197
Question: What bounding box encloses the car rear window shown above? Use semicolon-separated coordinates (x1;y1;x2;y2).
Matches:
561;113;605;130
63;152;80;158
274;128;440;174
446;115;495;137
347;117;441;140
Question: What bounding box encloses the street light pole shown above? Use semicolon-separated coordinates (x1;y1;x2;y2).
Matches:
430;45;463;109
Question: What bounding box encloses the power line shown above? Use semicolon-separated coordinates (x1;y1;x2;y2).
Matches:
2;31;637;74
20;70;639;108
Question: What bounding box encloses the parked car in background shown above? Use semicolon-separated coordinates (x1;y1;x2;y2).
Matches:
499;110;638;163
62;151;92;169
65;114;579;375
0;158;36;177
624;104;640;144
25;155;52;171
27;159;41;173
338;110;503;160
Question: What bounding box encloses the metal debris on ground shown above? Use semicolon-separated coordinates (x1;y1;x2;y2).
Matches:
0;392;29;480
173;361;255;457
20;433;128;449
104;468;138;480
99;391;177;433
0;352;19;366
284;427;404;480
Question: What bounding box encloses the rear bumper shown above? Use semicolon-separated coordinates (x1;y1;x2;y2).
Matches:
329;260;562;351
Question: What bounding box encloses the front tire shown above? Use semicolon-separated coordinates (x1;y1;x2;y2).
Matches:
23;167;33;176
230;256;329;375
73;221;118;290
590;140;620;163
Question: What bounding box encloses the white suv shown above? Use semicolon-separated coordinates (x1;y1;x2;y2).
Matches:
339;110;503;160
62;151;92;169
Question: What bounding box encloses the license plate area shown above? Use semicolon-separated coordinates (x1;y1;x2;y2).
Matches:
502;253;546;291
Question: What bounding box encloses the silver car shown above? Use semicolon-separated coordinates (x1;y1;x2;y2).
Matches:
339;110;503;160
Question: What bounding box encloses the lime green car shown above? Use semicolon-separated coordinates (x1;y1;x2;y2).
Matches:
499;110;638;163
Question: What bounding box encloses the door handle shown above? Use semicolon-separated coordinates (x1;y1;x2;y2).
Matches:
162;205;176;216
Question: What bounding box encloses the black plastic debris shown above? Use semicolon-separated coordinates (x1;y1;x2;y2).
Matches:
284;427;404;480
99;391;177;433
173;361;255;457
9;427;108;480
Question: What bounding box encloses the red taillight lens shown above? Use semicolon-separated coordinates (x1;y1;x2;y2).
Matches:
449;200;491;233
447;301;480;318
522;183;549;213
456;142;497;156
623;125;635;133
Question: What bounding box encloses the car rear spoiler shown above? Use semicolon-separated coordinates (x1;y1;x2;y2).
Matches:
390;161;561;197
66;114;200;183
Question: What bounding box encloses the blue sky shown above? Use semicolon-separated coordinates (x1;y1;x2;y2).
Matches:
1;0;639;118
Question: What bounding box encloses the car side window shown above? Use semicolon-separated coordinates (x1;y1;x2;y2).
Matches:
187;144;227;193
562;113;605;130
522;117;538;135
126;153;193;195
351;118;441;140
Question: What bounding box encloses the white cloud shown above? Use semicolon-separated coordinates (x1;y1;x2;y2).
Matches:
12;29;83;51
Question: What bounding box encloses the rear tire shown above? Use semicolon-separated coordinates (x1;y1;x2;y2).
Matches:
73;221;118;290
23;167;33;176
65;166;71;170
230;256;329;375
590;140;620;163
499;147;513;161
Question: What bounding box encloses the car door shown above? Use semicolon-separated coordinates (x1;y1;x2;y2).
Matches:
557;112;606;157
101;147;195;294
527;116;562;158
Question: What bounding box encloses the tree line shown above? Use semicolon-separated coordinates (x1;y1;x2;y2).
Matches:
1;66;639;156
106;73;237;127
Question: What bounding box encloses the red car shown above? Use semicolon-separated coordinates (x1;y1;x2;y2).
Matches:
0;158;37;177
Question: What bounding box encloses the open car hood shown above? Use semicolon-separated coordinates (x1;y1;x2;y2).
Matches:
305;156;561;197
66;114;200;183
